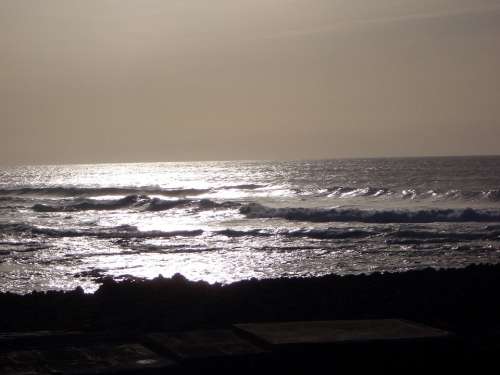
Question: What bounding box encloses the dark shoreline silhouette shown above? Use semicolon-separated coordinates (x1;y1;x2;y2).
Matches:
2;264;500;372
1;263;500;337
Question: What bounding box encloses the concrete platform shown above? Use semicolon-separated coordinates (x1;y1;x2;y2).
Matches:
233;319;454;371
145;329;266;361
234;319;451;347
0;342;176;374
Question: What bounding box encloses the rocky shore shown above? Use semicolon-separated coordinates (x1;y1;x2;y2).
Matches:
1;263;499;337
2;264;500;372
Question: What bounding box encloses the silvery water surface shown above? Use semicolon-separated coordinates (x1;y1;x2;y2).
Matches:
1;156;500;293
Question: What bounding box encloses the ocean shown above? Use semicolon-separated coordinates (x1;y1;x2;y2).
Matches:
1;156;500;293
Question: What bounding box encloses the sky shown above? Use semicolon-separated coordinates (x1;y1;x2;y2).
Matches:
1;0;500;165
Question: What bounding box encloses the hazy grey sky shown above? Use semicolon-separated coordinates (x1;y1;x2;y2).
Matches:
1;0;500;164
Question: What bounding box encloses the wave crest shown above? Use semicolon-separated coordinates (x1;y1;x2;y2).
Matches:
33;195;147;212
240;203;500;223
0;186;210;197
31;195;238;213
0;183;266;198
322;186;500;202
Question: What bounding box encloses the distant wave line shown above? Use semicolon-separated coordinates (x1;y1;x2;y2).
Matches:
0;183;267;198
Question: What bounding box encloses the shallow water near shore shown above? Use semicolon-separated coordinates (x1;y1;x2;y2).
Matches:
1;156;500;293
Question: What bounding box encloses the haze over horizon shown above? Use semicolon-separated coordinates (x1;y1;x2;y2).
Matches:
2;0;500;165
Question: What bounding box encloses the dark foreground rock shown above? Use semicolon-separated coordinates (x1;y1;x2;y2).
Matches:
0;342;174;374
1;264;500;372
1;264;500;338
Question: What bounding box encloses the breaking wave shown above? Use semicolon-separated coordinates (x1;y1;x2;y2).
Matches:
33;195;147;212
322;186;500;202
326;186;393;198
31;195;238;213
240;203;500;223
143;198;192;212
2;183;500;204
0;183;267;198
216;226;500;243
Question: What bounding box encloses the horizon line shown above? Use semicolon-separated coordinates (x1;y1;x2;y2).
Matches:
2;153;499;168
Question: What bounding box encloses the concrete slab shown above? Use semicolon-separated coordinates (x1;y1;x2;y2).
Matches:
234;319;451;346
145;329;266;361
0;342;176;374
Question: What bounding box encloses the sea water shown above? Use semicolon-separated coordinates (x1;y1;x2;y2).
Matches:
1;156;500;293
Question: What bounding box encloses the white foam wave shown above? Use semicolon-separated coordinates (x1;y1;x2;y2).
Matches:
240;203;500;223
